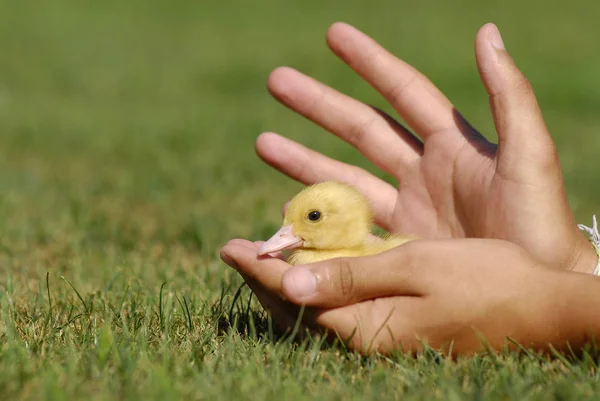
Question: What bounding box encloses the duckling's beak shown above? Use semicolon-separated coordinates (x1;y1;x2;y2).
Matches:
258;225;303;256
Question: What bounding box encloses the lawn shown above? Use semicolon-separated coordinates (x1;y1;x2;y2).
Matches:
1;0;600;399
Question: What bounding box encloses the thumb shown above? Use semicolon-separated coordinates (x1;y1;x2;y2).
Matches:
475;23;561;184
280;242;428;308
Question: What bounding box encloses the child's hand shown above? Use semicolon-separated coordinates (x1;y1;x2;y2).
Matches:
256;23;596;273
221;239;600;355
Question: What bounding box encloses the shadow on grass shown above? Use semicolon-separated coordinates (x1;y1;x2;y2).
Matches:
210;282;356;356
212;283;289;343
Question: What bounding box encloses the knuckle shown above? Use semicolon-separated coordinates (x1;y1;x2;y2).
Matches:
386;74;419;105
333;258;355;301
347;115;377;148
492;71;536;106
512;74;539;108
512;73;534;94
291;158;316;183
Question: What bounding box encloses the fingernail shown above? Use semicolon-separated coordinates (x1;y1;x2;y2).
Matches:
488;24;505;50
282;266;317;299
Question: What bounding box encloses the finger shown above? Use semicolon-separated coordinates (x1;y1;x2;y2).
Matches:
282;201;290;217
220;239;289;296
474;23;560;183
303;298;426;354
326;22;470;140
280;241;431;308
256;132;397;230
267;66;423;174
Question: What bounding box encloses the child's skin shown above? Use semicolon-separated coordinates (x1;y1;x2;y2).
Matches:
221;23;600;354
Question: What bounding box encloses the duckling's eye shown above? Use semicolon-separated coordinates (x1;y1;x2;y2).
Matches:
307;210;322;222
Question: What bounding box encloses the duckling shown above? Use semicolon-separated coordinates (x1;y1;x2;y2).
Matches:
258;181;416;265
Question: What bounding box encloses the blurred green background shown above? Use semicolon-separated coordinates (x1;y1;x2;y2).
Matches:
1;0;600;399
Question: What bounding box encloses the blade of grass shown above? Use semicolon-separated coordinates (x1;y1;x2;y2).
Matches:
61;276;89;313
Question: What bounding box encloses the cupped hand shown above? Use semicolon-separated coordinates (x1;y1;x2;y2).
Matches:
220;239;600;355
255;22;596;273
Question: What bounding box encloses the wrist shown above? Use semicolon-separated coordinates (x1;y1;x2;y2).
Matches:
553;271;600;350
569;234;599;275
512;268;600;352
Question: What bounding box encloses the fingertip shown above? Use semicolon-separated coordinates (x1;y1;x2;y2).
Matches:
220;239;259;260
267;66;301;98
255;131;279;154
326;22;353;42
478;22;497;32
256;132;293;166
268;66;295;82
326;22;367;57
328;21;352;31
222;238;247;249
477;23;503;46
219;246;238;269
256;131;278;143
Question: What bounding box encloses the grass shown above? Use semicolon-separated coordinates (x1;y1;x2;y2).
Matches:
1;0;600;399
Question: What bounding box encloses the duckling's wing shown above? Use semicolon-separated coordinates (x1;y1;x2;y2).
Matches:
287;250;332;266
287;248;369;266
287;235;416;265
363;234;416;255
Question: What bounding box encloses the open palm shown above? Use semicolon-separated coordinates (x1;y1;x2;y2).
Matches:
256;23;593;272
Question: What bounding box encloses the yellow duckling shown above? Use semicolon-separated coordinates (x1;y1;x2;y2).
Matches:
258;181;416;265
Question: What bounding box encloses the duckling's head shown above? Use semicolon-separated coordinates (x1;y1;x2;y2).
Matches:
258;181;373;255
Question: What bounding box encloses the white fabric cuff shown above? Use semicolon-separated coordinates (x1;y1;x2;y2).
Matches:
577;215;600;276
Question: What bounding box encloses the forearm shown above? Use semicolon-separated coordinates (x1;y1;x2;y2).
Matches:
552;271;600;350
570;234;599;274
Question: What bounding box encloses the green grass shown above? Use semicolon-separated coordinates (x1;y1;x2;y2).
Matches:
2;0;600;399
